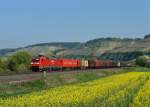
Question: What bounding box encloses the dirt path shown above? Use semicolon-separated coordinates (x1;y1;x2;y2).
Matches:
0;73;42;83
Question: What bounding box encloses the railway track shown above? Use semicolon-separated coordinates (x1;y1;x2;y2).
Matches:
0;68;122;83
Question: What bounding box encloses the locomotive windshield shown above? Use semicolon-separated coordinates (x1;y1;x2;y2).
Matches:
32;59;39;62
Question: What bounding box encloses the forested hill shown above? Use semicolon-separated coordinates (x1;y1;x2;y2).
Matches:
0;35;150;61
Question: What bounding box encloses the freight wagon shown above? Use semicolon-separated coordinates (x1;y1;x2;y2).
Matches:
59;59;80;70
80;60;89;69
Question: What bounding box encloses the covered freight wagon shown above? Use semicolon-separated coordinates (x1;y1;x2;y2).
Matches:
88;60;95;68
95;60;104;68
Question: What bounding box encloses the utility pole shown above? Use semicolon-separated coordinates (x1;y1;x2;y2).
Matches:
43;70;47;86
90;47;96;71
60;51;64;72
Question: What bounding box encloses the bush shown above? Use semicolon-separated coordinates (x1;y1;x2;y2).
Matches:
144;34;150;39
146;61;150;68
0;58;5;69
136;55;150;67
0;68;4;74
8;51;31;73
0;58;5;73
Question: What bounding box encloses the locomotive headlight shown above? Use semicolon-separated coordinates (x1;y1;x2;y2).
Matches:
31;62;39;64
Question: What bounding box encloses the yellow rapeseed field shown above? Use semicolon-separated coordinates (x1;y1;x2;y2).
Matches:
0;72;150;107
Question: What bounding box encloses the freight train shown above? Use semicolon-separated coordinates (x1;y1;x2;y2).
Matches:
31;54;120;72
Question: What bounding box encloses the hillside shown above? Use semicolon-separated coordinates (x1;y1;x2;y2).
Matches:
0;37;150;61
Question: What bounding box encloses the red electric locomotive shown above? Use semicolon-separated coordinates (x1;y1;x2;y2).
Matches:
31;54;49;71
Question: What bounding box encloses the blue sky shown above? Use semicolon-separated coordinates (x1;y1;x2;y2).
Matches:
0;0;150;49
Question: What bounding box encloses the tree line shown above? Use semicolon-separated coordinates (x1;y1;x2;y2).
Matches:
0;51;31;74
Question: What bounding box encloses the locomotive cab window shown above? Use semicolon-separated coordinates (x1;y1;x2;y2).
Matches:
32;59;39;62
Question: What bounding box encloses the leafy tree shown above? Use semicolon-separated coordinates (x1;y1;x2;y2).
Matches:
0;58;5;69
8;51;31;72
144;34;150;39
0;58;5;73
136;56;146;67
146;61;150;68
136;55;150;67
